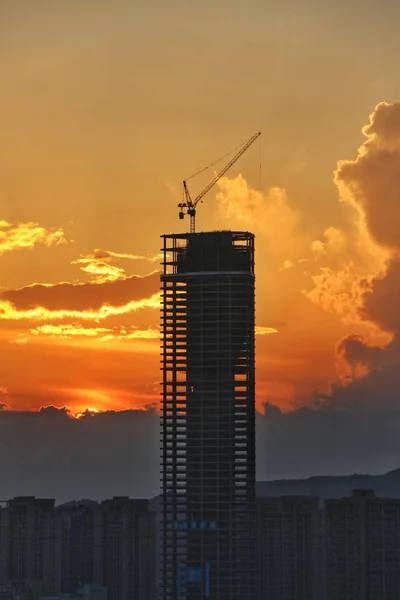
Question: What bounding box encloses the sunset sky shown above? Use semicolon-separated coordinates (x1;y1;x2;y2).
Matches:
2;0;400;496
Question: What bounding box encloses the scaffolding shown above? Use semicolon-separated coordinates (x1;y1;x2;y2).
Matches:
160;231;256;600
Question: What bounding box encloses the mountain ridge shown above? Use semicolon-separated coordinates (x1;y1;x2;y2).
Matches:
255;468;400;499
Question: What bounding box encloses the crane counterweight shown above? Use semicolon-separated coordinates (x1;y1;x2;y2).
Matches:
178;131;261;233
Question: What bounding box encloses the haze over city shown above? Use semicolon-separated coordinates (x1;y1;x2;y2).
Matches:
2;0;400;501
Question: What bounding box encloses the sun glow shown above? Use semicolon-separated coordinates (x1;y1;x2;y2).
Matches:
76;407;101;419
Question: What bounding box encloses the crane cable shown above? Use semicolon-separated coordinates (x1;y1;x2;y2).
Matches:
184;134;256;182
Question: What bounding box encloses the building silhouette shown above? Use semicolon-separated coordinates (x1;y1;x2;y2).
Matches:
57;501;100;593
4;490;400;599
160;231;256;599
325;489;400;600
40;583;107;600
100;497;156;600
0;497;156;600
0;497;61;598
256;496;324;600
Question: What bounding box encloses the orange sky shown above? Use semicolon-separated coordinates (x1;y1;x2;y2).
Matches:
1;0;400;415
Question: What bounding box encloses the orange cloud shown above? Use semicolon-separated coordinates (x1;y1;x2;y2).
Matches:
304;265;375;324
71;249;162;284
99;327;159;342
29;323;272;341
72;256;126;283
30;323;160;341
304;103;397;331
0;220;65;255
336;102;400;250
307;102;400;392
1;272;159;312
216;176;299;251
255;326;278;336
279;260;293;272
93;249;162;262
0;293;160;323
31;324;111;337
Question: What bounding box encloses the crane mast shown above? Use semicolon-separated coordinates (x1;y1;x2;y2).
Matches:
178;131;261;233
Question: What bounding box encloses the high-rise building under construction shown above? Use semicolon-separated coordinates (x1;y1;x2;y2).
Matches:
160;230;256;600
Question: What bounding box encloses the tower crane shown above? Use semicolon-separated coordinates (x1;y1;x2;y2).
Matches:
178;131;261;233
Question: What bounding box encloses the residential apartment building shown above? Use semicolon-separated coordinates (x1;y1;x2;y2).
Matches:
0;497;61;598
325;489;400;600
0;497;156;600
56;501;102;593
256;496;323;600
100;497;156;600
40;583;107;600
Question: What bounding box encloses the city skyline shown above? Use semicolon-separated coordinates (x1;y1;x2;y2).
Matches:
2;1;400;495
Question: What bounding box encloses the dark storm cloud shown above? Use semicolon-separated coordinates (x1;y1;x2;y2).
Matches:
256;403;400;480
361;258;400;334
2;405;400;502
335;259;400;405
336;334;384;371
0;407;160;502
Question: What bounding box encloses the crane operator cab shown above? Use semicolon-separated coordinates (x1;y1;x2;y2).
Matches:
178;202;186;219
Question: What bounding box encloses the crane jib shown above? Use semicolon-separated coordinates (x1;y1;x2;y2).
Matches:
177;131;261;233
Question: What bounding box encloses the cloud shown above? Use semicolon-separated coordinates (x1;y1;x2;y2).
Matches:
334;334;385;383
2;404;400;502
280;260;293;272
0;386;8;410
304;265;375;324
303;104;400;334
331;259;400;396
28;323;273;342
99;327;159;341
257;402;400;480
0;407;160;501
305;102;400;407
310;240;326;256
31;324;112;338
310;227;348;259
71;249;162;284
361;258;400;334
216;176;299;244
304;103;400;328
0;272;160;316
334;103;400;338
336;334;384;370
336;102;400;250
72;256;127;283
30;324;160;342
93;249;162;263
0;294;160;323
0;221;65;255
255;326;278;336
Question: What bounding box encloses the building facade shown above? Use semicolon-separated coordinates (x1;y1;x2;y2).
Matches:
56;501;102;593
326;490;400;600
100;497;156;600
160;231;256;600
0;497;156;600
0;497;61;598
39;583;107;600
256;496;324;600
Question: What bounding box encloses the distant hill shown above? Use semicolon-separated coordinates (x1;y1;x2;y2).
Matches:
256;468;400;499
58;470;400;508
